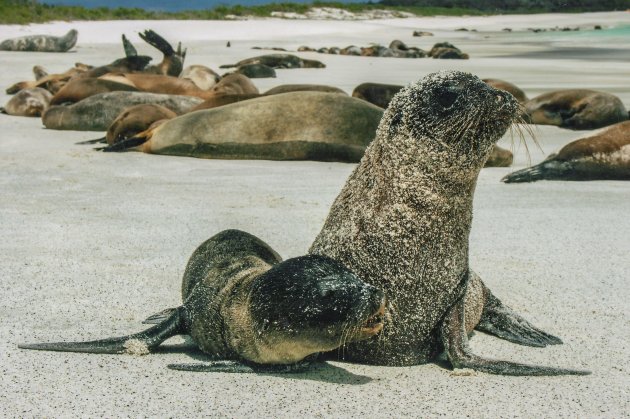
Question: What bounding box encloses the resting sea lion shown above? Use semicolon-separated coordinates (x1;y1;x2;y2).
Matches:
100;92;383;162
264;84;346;96
235;64;276;78
138;30;186;77
309;71;589;375
502;120;630;182
483;79;528;103
485;144;514;167
5;65;87;95
525;89;628;130
0;29;78;52
1;87;52;117
20;230;386;373
180;65;221;90
220;54;325;69
50;78;139;105
43;91;202;131
352;82;403;109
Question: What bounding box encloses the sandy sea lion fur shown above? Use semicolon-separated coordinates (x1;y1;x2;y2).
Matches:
1;87;52;117
309;71;589;376
19;230;386;373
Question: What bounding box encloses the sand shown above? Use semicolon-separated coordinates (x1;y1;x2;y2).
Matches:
1;11;629;417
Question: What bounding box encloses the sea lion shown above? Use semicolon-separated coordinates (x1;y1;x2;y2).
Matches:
429;42;469;59
19;230;386;373
50;78;139;105
138;30;186;77
525;89;628;130
99;92;383;163
42;91;202;131
485;144;514;167
352;82;403;109
103;104;177;145
220;54;325;69
264;84;346;95
5;65;87;95
0;29;78;52
309;71;589;375
180;65;221;90
502;120;630;182
235;64;276;79
0;87;52;117
483;79;528;103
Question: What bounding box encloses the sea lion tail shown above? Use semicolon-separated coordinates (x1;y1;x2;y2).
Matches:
19;307;185;355
140;30;175;56
501;161;570;183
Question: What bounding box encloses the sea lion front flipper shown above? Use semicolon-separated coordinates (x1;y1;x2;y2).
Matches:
19;307;185;354
476;285;563;347
139;30;175;56
440;292;590;376
168;360;313;374
122;34;137;57
501;160;572;183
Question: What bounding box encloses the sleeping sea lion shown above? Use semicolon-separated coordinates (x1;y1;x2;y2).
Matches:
0;29;78;52
20;230;386;373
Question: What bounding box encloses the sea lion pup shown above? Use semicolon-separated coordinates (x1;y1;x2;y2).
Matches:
502;120;630;182
0;87;52;117
483;79;528;103
264;84;346;95
138;30;187;77
43;91;202;131
180;65;221;90
220;54;326;69
0;29;78;52
19;230;386;373
525;89;628;130
98;92;383;162
310;71;589;376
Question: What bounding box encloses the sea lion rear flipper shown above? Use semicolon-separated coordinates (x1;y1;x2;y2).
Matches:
98;135;149;152
440;288;590;376
19;307;185;355
475;285;563;347
168;359;313;374
76;136;106;145
142;307;178;324
122;34;137;57
139;30;175;56
501;160;572;183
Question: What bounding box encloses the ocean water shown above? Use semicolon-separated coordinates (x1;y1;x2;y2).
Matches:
40;0;369;11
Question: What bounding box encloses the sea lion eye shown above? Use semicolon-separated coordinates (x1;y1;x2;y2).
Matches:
436;86;460;109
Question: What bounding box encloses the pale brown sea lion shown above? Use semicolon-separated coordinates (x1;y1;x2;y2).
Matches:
5;65;87;95
483;79;528;103
50;78;139;105
525;89;628;130
0;87;52;117
20;230;386;373
43;91;203;131
352;82;403;109
309;71;588;375
179;65;221;90
99;92;383;163
502;120;630;182
103;104;177;145
0;29;78;52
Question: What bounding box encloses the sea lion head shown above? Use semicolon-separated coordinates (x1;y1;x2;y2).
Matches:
381;70;519;170
248;255;386;363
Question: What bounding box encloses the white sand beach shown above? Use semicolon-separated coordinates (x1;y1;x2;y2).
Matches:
0;11;629;417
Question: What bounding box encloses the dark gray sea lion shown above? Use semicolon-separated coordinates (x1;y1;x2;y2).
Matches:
235;63;277;78
429;42;469;59
180;65;221;90
0;29;78;52
502;120;630;182
525;89;628;130
138;30;186;77
19;230;386;373
264;84;346;95
483;79;528;103
220;54;325;69
42;91;202;131
309;71;589;375
1;87;52;117
100;92;383;162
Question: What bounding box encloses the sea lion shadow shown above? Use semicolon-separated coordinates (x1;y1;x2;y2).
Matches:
155;344;372;384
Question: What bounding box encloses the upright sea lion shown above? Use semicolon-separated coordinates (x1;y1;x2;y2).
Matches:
100;92;383;162
525;89;628;130
20;230;386;372
220;54;325;69
180;65;221;90
0;87;52;117
310;71;588;375
0;29;78;52
502;120;630;182
42;91;202;131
